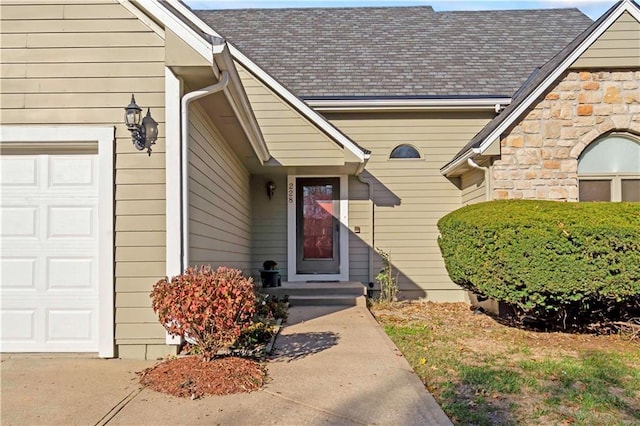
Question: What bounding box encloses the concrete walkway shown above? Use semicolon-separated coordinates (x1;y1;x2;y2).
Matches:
1;305;452;425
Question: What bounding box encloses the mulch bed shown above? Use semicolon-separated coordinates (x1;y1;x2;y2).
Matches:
139;356;267;399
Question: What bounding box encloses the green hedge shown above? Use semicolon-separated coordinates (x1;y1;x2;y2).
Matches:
437;200;640;320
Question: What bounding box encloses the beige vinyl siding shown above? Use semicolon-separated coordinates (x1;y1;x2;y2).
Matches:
236;62;345;166
348;176;372;284
328;111;494;301
461;168;487;205
188;104;252;271
571;12;640;68
250;174;288;281
0;1;168;348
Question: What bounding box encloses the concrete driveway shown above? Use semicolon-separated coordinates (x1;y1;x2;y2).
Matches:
1;305;452;425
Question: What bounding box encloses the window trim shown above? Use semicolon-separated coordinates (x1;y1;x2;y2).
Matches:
578;173;640;202
388;144;423;160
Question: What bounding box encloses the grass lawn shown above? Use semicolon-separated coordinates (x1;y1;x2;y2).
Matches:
370;301;640;426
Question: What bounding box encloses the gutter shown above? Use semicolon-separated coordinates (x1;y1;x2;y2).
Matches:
306;97;511;112
180;42;229;272
441;148;481;176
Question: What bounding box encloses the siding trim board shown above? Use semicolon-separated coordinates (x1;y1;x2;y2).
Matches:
0;125;115;358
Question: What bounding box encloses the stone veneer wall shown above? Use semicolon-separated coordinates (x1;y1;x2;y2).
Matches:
492;70;640;201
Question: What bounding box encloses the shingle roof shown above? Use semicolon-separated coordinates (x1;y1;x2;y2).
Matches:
194;6;592;98
443;1;626;171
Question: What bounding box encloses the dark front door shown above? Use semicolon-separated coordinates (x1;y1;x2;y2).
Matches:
296;177;340;274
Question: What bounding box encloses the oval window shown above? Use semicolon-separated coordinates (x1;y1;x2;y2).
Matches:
390;144;421;159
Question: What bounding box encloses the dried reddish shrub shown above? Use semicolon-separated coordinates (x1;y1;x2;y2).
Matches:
151;266;256;359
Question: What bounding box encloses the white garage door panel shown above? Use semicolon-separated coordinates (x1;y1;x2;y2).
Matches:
0;154;99;352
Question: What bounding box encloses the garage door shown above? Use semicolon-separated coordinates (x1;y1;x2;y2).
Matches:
1;154;99;352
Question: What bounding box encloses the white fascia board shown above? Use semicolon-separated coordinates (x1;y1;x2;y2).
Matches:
215;48;271;163
460;1;637;169
163;0;369;163
306;97;512;112
128;1;224;60
441;148;481;176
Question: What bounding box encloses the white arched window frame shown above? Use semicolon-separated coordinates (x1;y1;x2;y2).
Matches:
578;134;640;202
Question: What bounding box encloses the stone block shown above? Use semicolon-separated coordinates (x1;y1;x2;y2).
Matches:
495;190;510;200
604;85;622;103
554;148;570;159
558;81;581;91
578;91;603;104
577;104;593;116
560;92;576;100
543;121;562;138
541;148;553;160
544;160;561;169
494;180;515;189
516;149;540;165
559;106;573;120
549;187;568;200
545;92;560;100
521;120;540;134
574;116;595;127
505;134;524;148
622;81;639;90
593;103;613;115
515;180;531;190
535;188;549;199
582;81;600;90
579;72;591;81
570;143;586;159
524;171;538;180
526;109;543;119
612;72;633;81
524;134;543;147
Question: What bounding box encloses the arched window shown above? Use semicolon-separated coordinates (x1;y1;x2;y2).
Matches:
390;144;421;159
578;135;640;202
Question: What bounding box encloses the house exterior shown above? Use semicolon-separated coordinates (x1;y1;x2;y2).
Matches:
0;0;638;359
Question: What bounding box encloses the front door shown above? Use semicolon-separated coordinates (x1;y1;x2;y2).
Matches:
296;177;340;274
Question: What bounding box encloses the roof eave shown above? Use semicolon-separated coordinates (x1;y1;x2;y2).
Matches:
306;97;511;112
441;0;640;177
164;0;369;164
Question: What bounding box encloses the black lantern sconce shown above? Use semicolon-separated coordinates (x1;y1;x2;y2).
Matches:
266;181;276;200
124;94;158;156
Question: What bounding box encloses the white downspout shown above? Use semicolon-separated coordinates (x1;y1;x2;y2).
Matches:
467;157;492;201
180;70;229;271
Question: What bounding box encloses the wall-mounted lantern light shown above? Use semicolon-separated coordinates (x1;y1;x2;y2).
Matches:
267;181;276;200
124;94;158;156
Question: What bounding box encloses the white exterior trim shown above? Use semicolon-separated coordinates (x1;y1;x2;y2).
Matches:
443;0;640;176
164;68;183;346
129;0;224;62
0;125;115;358
306;97;512;112
160;0;369;164
287;174;349;282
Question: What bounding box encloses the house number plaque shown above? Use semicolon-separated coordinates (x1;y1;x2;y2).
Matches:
288;182;294;203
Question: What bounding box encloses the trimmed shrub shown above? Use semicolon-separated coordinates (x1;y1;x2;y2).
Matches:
151;265;256;359
437;200;640;325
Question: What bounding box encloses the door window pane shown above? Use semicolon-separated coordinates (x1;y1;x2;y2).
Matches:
622;179;640;202
579;180;611;201
302;184;334;259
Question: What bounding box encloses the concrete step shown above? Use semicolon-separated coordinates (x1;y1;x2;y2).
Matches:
289;295;367;307
262;281;367;298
